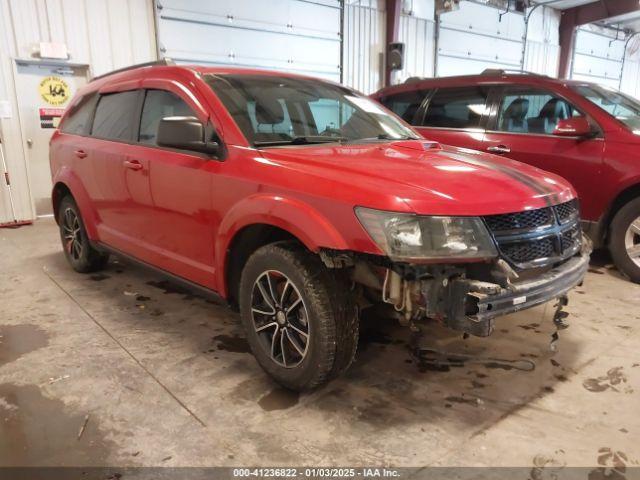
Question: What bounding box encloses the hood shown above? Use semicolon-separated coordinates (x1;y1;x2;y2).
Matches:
258;140;576;216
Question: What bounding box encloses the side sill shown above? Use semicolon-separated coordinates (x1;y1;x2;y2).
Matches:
93;241;226;305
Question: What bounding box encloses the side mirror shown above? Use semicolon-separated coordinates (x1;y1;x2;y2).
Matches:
157;116;219;155
553;117;592;137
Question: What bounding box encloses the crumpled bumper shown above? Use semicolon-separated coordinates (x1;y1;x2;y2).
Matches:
441;239;592;337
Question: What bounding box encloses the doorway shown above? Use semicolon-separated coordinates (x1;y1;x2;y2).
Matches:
13;60;89;216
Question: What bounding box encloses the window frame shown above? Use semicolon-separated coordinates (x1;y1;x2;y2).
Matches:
486;85;603;139
134;88;225;161
417;86;491;131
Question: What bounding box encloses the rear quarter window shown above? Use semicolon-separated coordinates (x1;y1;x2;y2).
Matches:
60;93;98;135
379;90;428;123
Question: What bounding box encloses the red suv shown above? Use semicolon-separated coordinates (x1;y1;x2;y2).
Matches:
373;69;640;283
50;63;589;390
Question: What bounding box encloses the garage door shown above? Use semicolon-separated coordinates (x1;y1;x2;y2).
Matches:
154;0;342;82
571;26;625;89
436;1;524;77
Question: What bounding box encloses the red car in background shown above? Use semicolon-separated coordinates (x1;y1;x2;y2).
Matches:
373;70;640;283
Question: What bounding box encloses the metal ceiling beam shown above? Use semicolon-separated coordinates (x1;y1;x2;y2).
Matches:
558;0;640;77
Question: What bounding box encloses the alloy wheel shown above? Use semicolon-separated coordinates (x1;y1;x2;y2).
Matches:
625;215;640;268
62;207;83;261
250;270;310;368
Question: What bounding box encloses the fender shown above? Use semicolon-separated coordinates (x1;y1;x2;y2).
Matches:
52;166;101;241
214;194;350;296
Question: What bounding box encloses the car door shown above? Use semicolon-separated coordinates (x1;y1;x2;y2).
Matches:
125;88;219;288
84;89;151;254
483;86;605;219
413;86;490;151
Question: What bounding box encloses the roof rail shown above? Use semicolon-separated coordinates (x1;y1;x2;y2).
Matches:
481;68;547;77
91;58;175;81
404;76;428;84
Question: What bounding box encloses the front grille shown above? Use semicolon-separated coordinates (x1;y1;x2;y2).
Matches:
484;208;553;232
484;200;582;269
555;199;579;224
502;238;555;264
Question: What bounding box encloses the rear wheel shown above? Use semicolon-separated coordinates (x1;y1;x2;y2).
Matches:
58;196;109;273
239;243;358;391
609;197;640;283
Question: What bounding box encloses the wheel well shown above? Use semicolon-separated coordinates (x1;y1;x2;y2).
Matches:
603;184;640;241
225;224;301;306
52;182;72;223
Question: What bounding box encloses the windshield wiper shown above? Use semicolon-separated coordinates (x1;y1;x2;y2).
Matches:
254;136;347;147
343;134;420;143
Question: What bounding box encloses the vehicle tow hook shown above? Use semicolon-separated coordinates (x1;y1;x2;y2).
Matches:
550;295;570;352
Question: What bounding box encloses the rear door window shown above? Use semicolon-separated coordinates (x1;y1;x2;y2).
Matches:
60;93;98;135
379;90;428;123
139;90;196;145
496;89;583;135
422;87;489;129
91;90;139;141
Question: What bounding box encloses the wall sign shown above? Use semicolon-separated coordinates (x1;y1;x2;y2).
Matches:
39;76;70;106
39;107;65;128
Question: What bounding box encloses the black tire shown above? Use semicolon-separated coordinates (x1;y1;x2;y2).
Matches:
58;196;109;273
239;243;358;391
609;197;640;283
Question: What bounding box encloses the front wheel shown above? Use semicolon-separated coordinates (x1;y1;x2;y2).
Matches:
239;243;358;391
609;197;640;283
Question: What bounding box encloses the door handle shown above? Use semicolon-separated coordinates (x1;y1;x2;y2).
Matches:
123;159;143;171
74;149;88;159
487;145;511;154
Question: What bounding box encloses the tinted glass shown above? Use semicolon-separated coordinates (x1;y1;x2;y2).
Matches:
205;74;418;146
422;87;489;129
497;89;582;134
139;90;195;144
60;93;98;135
572;84;640;131
91;90;139;141
380;90;426;123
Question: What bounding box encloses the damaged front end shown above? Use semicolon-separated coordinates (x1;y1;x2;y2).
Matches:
377;239;590;337
325;199;592;337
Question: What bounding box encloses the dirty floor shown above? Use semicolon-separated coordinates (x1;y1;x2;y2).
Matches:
1;219;639;470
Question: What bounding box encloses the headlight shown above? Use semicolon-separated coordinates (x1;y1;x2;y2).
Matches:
355;207;498;262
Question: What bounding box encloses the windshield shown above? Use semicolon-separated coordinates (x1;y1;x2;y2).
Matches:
572;84;640;132
204;74;419;146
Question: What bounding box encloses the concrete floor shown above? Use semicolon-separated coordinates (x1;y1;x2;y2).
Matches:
1;218;639;471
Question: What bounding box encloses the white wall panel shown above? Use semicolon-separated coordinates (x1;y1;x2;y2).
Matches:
396;14;435;82
621;36;640;98
156;0;342;82
0;0;156;224
343;0;385;94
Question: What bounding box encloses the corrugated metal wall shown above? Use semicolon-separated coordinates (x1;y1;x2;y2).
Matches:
343;0;385;94
523;5;560;76
396;13;435;82
621;36;640;98
0;0;156;224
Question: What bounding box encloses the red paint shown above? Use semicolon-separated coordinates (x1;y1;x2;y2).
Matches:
50;66;576;299
372;73;640;243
